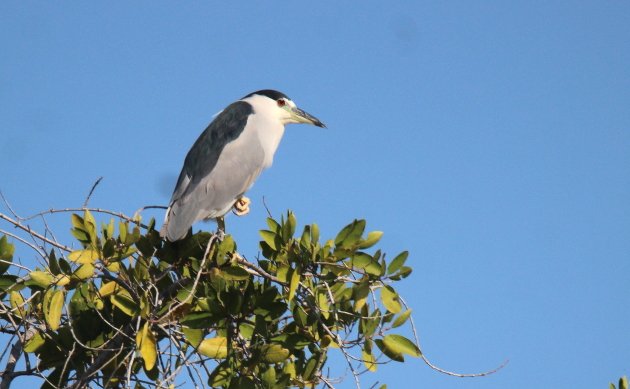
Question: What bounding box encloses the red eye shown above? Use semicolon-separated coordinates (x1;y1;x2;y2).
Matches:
277;99;286;107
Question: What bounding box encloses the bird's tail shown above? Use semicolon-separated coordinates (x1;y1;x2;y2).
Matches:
160;201;197;242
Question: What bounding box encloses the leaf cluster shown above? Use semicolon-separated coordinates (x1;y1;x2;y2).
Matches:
0;210;417;388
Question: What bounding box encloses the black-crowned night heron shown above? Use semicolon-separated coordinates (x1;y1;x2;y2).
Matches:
160;90;325;241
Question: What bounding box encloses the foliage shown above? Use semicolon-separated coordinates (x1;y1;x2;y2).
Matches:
612;376;629;389
0;209;418;388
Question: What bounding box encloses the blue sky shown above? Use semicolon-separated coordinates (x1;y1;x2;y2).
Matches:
1;2;629;388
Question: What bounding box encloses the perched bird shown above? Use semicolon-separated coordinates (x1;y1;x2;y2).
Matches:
160;90;325;241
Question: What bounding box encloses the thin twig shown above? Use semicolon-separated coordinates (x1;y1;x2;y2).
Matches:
126;316;142;387
261;196;273;218
0;192;21;220
21;208;148;229
58;342;77;388
135;205;168;213
0;230;46;261
0;212;72;252
399;296;509;377
234;254;284;284
83;176;103;208
0;340;22;389
69;327;134;388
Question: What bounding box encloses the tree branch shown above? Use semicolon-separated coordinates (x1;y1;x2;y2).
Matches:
0;212;72;252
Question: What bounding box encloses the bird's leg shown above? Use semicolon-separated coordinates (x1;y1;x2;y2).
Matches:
232;196;251;216
216;217;226;241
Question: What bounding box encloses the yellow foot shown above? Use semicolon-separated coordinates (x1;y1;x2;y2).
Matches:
232;196;251;216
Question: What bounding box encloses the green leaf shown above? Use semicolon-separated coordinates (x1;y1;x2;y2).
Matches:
48;249;61;275
260;344;290;363
24;331;45;353
283;360;296;378
208;362;232;387
310;223;320;244
71;213;84;229
387;251;408;275
276;265;290;283
71;264;95;280
358;231;384;249
390;265;413;280
266;217;281;233
182;327;203;348
98;281;119;297
360;309;381;338
317;291;330;319
70;228;89;243
238;323;254;339
362;346;377;372
220;266;250;281
302;355;318;380
392;309;412;328
44;289;65;331
58;257;72;275
119;221;128;243
0;235;15;274
198;337;228;359
350;252;383;276
180;312;216;329
300;225;311;248
0;275;19;291
288;268;300;301
105;218;115;239
29;270;54;288
261;366;277;387
215;235;235;266
380;285;402;314
382;334;421;358
137;322;157;371
83;210;98;244
353;280;370;311
374;338;404;362
9;291;26;319
335;219;366;248
67;249;100;264
286;211;297;240
259;230;278;251
111;291;139;316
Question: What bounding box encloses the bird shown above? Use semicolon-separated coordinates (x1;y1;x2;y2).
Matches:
160;89;325;241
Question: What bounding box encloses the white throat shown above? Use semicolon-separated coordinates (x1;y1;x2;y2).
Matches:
241;94;286;168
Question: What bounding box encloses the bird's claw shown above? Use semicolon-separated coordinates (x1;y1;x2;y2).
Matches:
232;197;251;216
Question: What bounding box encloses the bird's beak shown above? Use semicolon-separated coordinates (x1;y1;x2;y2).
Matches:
290;106;326;128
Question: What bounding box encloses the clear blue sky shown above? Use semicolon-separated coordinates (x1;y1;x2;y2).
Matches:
1;2;629;388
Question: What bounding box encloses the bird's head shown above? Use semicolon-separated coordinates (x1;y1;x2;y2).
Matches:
242;90;326;128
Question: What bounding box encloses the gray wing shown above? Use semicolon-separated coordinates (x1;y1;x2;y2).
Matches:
171;101;253;202
161;101;262;241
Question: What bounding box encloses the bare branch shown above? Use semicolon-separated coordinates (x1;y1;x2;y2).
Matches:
0;229;46;262
83;176;104;208
0;192;21;220
0;340;22;388
400;296;509;377
21;208;148;229
0;212;72;252
261;195;273;218
234;254;284;284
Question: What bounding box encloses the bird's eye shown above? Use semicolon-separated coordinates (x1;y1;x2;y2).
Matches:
277;99;286;107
